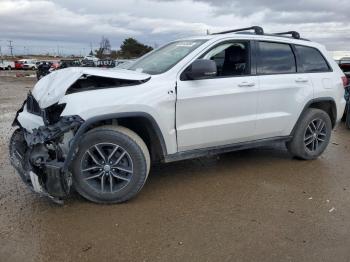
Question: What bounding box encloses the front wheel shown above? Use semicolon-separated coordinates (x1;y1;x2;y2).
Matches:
287;108;332;160
72;126;150;204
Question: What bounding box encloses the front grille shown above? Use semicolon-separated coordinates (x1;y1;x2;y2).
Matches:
26;93;42;116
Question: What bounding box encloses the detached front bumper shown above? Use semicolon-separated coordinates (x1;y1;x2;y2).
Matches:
9;95;84;203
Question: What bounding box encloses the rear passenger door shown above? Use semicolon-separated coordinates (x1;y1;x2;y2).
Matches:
255;41;313;139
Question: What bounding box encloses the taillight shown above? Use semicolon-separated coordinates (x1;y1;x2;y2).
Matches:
342;76;349;87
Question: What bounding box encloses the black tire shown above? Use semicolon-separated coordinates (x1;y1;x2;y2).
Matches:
72;125;150;204
345;103;350;129
287;108;332;160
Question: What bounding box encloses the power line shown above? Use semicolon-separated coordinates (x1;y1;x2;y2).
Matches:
8;40;14;56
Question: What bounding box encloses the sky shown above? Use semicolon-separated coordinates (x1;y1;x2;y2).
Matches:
0;0;349;56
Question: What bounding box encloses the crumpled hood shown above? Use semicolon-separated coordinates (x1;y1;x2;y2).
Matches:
32;67;150;108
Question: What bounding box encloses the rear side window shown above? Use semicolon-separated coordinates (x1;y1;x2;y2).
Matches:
295;45;330;73
257;42;296;74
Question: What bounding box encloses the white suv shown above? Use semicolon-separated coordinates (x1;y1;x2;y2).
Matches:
9;26;347;204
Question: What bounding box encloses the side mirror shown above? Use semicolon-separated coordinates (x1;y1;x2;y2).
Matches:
186;59;217;80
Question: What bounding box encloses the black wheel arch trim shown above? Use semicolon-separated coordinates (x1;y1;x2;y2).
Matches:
290;97;337;136
62;112;167;172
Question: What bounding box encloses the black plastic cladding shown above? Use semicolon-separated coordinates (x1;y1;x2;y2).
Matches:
61;112;167;172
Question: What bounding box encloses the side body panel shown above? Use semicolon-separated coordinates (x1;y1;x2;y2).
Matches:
255;73;313;138
309;46;346;121
176;76;258;151
60;76;178;154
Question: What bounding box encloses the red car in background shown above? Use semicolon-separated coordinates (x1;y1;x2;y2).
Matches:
14;61;24;70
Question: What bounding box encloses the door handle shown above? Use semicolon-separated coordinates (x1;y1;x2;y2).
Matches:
238;82;256;87
295;78;309;83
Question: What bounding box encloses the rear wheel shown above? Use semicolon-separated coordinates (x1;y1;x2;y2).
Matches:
72;126;150;204
287;108;332;160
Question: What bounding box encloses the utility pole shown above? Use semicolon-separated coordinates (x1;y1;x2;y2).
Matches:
8;40;14;56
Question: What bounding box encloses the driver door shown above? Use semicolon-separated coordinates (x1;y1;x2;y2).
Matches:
176;40;259;151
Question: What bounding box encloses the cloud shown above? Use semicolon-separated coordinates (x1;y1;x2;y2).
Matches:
0;0;349;55
0;1;139;41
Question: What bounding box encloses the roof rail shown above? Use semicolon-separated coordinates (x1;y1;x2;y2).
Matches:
212;26;264;35
273;31;301;39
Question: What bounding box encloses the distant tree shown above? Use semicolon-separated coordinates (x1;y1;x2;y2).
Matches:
116;38;153;59
95;36;112;58
110;50;118;59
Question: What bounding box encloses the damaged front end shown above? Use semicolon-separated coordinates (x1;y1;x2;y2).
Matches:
9;93;84;203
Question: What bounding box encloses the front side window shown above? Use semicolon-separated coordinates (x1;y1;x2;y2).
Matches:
128;40;207;75
257;42;296;74
199;41;250;77
295;45;331;73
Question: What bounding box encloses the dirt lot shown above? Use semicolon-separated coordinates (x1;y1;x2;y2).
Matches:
1;74;350;262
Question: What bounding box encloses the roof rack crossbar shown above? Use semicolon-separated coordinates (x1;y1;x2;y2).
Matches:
212;26;264;36
273;31;301;39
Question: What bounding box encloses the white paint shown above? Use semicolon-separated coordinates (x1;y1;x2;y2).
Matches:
29;171;44;193
17;32;347;155
32;67;150;108
17;104;44;131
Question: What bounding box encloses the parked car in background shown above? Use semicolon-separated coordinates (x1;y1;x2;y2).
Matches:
20;59;38;70
96;59;115;68
338;57;350;79
0;60;15;70
81;59;95;67
36;62;53;80
50;61;60;70
83;55;98;65
338;57;350;127
14;60;24;70
9;26;347;204
59;59;81;68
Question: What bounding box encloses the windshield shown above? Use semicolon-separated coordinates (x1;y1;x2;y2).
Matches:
128;40;207;75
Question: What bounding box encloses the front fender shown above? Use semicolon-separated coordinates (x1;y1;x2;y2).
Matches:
62;112;168;172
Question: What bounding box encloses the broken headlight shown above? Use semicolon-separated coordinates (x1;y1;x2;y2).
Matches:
26;92;41;116
24;92;66;125
43;103;66;125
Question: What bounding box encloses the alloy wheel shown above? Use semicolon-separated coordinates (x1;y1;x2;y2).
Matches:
80;143;133;193
304;118;327;152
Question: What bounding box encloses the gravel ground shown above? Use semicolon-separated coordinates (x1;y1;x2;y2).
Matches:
0;75;350;262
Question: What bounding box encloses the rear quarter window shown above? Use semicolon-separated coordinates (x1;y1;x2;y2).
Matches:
257;41;296;74
295;45;331;73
